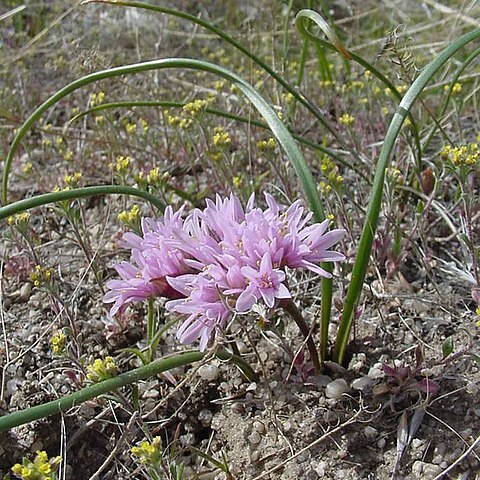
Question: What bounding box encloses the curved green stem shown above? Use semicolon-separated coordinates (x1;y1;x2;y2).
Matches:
2;57;324;224
333;27;480;365
0;349;257;431
0;185;165;220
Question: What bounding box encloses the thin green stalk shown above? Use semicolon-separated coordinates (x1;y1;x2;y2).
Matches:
282;0;295;71
295;0;314;87
147;297;155;345
2;57;324;223
68;101;370;183
0;349;257;430
0;185;165;220
315;44;332;82
81;0;342;145
333;27;480;365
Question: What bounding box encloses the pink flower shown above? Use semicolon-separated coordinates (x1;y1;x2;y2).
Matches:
104;193;346;350
237;252;291;311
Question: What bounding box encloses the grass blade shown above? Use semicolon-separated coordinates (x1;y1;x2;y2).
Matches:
333;27;480;364
0;185;165;220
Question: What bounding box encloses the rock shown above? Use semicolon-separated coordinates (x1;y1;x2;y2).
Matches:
198;409;213;427
367;367;384;379
364;426;378;439
248;431;261;445
412;461;443;479
352;376;371;391
198;364;220;382
310;374;333;387
19;282;32;301
325;379;349;399
250;451;261;462
253;420;266;434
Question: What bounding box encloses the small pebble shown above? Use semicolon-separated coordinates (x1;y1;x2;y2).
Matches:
248;431;261;445
199;364;220;382
19;282;32;301
352;377;371;391
364;426;378;439
367;367;383;379
250;451;261;463
198;409;213;427
253;420;266;434
325;379;349;399
412;461;443;479
323;411;337;423
377;438;386;449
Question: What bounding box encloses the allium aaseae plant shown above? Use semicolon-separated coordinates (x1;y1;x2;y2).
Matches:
0;1;479;447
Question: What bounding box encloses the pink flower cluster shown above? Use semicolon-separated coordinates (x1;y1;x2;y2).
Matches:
104;194;345;350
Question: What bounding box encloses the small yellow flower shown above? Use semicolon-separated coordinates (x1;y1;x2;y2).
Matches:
63;149;74;162
7;212;30;227
339;113;355;126
113;155;131;175
257;137;275;151
118;205;140;225
208;150;222;162
30;265;54;288
168;115;180;127
441;142;479;167
350;80;364;89
444;82;462;94
139;118;149;133
86;356;117;383
131;437;162;465
179;118;193;129
22;162;33;175
282;92;294;103
147;167;161;185
327;213;335;220
64;172;82;187
51;331;67;355
212;128;231;148
182;99;208;118
90;91;105;107
232;176;242;188
214;80;226;91
125;122;137;134
11;450;61;480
